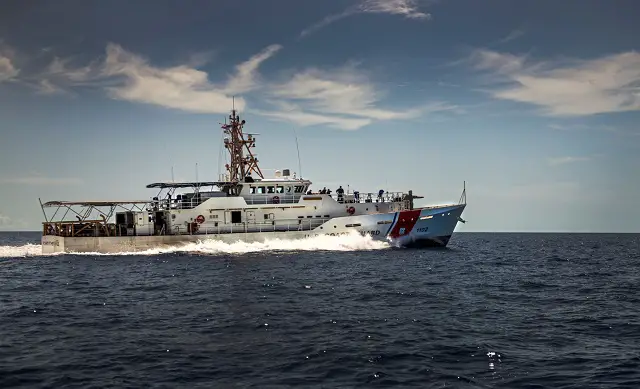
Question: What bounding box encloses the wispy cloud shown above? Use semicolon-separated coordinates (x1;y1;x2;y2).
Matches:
257;103;373;131
35;79;67;95
101;43;281;113
548;123;593;132
222;44;282;94
257;64;458;130
4;41;455;130
0;176;83;185
0;56;18;82
300;0;431;38
101;43;234;112
547;156;591;166
35;43;282;113
466;49;640;116
0;42;19;82
496;29;525;45
45;56;98;83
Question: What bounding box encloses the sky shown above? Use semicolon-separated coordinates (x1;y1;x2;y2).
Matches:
0;0;639;232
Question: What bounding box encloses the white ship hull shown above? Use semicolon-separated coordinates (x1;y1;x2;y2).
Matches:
41;204;465;254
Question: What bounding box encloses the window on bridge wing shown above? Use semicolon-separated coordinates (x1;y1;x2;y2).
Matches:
294;186;304;193
267;186;275;193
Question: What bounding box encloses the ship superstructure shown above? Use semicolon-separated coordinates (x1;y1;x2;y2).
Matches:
40;108;467;254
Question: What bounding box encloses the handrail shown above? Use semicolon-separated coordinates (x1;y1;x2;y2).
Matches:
326;191;410;204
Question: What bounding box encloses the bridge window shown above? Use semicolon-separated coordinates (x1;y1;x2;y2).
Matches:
286;186;293;193
257;186;265;194
267;186;275;194
250;186;256;194
294;185;304;193
275;186;284;194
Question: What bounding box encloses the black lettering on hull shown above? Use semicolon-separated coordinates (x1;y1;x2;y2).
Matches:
304;230;383;239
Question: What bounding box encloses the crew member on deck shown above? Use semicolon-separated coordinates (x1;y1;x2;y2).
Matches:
378;189;384;202
336;186;345;202
353;191;360;203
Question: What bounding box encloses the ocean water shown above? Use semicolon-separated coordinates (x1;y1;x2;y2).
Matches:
1;232;639;388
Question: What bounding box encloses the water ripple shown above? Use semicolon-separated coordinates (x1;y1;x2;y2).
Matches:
0;232;639;388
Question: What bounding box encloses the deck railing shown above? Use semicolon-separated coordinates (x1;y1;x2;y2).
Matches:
44;218;335;237
147;190;411;210
327;191;409;204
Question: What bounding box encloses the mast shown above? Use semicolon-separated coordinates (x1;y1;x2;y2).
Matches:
221;105;264;182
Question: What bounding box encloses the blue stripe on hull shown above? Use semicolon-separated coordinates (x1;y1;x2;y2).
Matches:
386;211;399;237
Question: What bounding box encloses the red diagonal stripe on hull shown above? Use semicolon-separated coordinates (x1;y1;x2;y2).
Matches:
388;210;422;238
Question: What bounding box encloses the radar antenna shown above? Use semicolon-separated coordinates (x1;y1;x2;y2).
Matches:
221;104;264;182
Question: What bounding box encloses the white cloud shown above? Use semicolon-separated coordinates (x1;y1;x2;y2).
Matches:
223;44;282;94
7;41;454;130
547;156;591;166
0;54;19;82
258;65;457;130
35;79;67;95
102;43;238;113
468;49;640;116
35;43;281;113
495;29;525;45
300;0;430;38
359;0;431;19
46;56;96;82
0;176;83;185
256;102;373;130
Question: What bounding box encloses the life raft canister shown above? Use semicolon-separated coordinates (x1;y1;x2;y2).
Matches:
195;215;205;224
272;196;280;204
347;206;356;215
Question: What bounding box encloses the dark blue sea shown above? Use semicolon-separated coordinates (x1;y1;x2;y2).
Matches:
1;232;639;388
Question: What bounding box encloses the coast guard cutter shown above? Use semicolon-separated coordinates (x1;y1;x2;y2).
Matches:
40;108;467;254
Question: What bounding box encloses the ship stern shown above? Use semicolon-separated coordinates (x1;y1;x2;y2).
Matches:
42;235;65;254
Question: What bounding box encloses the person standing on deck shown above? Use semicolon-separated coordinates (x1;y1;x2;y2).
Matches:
336;186;345;203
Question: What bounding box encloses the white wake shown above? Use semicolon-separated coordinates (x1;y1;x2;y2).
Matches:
0;231;390;258
0;243;44;258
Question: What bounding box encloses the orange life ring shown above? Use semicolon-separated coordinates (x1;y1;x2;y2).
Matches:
272;196;280;204
347;206;355;215
195;215;205;224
